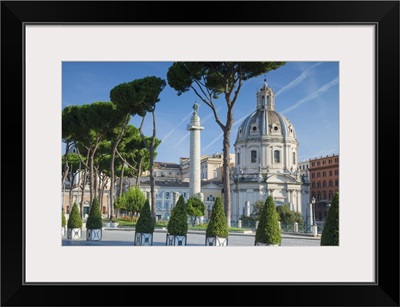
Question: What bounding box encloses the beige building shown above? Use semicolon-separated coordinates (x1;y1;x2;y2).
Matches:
180;153;235;181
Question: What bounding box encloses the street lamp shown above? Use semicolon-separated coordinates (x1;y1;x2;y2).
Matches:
311;196;316;226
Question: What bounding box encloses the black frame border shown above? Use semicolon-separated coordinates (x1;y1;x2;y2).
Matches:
1;1;399;306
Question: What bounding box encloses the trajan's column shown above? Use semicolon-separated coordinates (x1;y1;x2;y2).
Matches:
187;102;204;198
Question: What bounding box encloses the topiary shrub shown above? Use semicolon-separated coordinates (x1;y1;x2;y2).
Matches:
321;191;339;246
67;202;82;229
185;196;205;226
206;196;229;238
255;196;282;245
167;195;188;236
86;198;103;229
135;199;155;233
62;208;66;227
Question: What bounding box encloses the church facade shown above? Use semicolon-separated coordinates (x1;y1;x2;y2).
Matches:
230;80;302;224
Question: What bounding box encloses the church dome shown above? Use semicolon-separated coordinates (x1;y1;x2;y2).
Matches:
237;108;297;141
236;81;297;142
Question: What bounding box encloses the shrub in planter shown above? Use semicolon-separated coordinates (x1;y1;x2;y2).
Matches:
61;208;66;237
320;191;339;246
205;196;229;246
67;202;82;239
134;199;154;246
86;198;103;241
166;195;188;246
255;196;282;246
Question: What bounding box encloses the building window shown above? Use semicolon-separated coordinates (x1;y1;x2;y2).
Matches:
323;171;326;177
323;181;326;187
311;173;315;179
274;150;280;163
251;150;257;163
317;192;321;200
237;153;240;165
165;192;170;199
323;160;326;165
156;201;162;209
335;180;339;186
329;170;332;176
214;171;217;178
323;191;327;199
329;191;333;200
317;182;321;188
317;162;320;166
335;170;339;175
317;172;321;178
329;159;332;164
312;162;315;167
292;152;296;164
312;182;315;188
329;181;333;187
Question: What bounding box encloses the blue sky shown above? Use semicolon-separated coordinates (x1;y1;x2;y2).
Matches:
62;61;339;164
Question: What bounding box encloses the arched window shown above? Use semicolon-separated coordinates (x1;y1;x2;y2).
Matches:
274;150;280;163
323;191;327;200
251;150;257;163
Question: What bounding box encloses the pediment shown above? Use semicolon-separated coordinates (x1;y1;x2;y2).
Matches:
265;173;299;184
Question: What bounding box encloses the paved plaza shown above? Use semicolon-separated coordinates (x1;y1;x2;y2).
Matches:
62;228;321;246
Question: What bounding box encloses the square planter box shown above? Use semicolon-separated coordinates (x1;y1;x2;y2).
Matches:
255;241;281;246
134;232;153;246
67;228;82;239
205;236;228;246
166;234;187;246
86;229;102;241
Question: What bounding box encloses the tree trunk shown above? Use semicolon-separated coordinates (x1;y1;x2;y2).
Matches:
80;150;90;219
118;162;125;197
135;157;143;188
149;111;157;221
222;127;232;228
109;114;130;222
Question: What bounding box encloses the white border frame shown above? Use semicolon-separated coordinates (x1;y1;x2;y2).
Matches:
25;25;375;283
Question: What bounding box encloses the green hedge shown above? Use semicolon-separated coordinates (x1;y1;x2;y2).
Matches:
62;208;66;227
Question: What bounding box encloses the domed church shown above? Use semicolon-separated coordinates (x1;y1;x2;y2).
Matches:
230;80;302;223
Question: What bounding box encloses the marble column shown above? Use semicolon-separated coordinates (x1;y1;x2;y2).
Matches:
187;102;204;198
